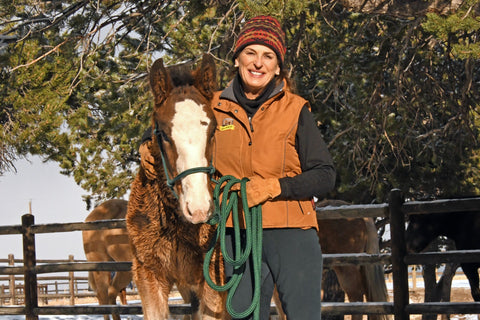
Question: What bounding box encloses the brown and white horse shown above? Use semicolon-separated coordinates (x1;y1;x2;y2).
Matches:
82;199;133;320
126;54;227;320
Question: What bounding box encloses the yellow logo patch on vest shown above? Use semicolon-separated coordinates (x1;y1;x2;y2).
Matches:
219;117;235;131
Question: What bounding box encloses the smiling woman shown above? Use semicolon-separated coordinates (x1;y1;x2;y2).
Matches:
0;156;90;260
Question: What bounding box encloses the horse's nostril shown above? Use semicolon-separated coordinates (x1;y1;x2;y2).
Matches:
187;209;209;224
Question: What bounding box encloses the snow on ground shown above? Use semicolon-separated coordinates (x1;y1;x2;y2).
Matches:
1;281;477;319
386;278;471;289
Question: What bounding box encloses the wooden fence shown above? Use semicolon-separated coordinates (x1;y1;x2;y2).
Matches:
0;255;90;306
0;255;140;306
0;260;468;306
0;263;467;307
0;189;479;319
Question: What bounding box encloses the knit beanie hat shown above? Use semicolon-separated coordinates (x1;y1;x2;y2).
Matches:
233;15;286;66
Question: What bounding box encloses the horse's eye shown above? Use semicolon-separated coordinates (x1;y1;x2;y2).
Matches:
160;130;171;143
154;125;171;144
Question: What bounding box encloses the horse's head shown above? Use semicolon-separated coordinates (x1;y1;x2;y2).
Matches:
149;54;217;224
405;213;440;253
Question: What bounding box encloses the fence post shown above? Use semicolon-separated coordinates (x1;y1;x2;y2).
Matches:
389;189;408;320
411;266;416;289
69;255;75;305
8;254;16;304
22;214;38;320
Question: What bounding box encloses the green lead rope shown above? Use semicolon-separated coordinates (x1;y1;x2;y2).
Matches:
203;175;263;320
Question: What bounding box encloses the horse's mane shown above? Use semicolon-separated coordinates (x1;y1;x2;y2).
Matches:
167;62;196;87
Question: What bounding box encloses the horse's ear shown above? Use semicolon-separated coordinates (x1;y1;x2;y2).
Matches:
195;54;217;100
150;58;172;107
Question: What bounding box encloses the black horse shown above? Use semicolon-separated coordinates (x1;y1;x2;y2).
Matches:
405;211;480;302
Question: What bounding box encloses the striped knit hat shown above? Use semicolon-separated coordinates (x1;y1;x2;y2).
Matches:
233;16;286;66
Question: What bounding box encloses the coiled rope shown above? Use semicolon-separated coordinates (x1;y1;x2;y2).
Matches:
204;175;263;320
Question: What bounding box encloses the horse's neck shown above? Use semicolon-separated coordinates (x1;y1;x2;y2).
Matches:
440;212;477;247
432;212;469;245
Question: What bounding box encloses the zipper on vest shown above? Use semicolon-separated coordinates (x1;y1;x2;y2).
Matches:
247;116;254;146
248;116;254;132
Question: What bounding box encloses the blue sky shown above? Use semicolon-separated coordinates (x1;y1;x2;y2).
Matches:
0;156;121;261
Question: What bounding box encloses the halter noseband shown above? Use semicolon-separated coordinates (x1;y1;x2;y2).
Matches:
154;124;216;199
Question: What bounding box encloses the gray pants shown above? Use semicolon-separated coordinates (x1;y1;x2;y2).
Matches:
224;228;322;320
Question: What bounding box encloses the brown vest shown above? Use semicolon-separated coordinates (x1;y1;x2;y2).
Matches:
211;89;318;229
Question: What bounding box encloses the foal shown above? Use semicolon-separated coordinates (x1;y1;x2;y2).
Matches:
126;54;226;320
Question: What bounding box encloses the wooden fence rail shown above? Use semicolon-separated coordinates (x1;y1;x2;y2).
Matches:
1;189;480;319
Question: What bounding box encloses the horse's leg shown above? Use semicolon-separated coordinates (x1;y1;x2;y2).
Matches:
199;282;228;320
134;261;171;320
420;264;441;320
103;271;132;320
176;283;223;320
334;266;365;320
176;284;198;320
272;286;286;320
119;288;127;305
110;271;132;304
461;263;480;301
198;248;228;320
435;263;458;320
90;271;111;320
106;232;133;306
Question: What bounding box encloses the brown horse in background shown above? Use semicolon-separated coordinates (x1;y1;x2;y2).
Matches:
275;199;389;320
82;199;133;320
126;55;226;320
317;200;389;320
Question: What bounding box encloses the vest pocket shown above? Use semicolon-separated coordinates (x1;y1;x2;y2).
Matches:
298;200;315;215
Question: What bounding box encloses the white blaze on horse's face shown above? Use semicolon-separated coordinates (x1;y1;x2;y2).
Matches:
171;98;213;224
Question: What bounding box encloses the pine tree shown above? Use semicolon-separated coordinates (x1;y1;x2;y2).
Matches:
1;0;479;207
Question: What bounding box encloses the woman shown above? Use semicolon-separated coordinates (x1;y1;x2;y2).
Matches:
140;15;335;320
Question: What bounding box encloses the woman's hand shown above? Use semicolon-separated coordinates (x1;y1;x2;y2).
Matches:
236;176;281;207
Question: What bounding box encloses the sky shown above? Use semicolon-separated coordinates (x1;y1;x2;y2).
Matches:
0;156;127;261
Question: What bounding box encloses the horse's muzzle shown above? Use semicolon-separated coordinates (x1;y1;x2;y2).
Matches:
180;197;213;224
185;208;212;224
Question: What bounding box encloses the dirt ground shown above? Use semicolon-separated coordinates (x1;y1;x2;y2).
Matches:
60;289;474;305
406;287;474;303
390;287;478;320
49;287;476;319
57;287;475;305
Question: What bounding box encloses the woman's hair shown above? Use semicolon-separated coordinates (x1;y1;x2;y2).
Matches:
277;68;296;93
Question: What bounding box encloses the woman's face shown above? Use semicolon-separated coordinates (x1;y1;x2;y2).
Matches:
235;44;280;99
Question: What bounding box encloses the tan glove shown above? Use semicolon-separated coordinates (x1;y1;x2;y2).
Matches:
237;176;281;208
139;140;157;180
